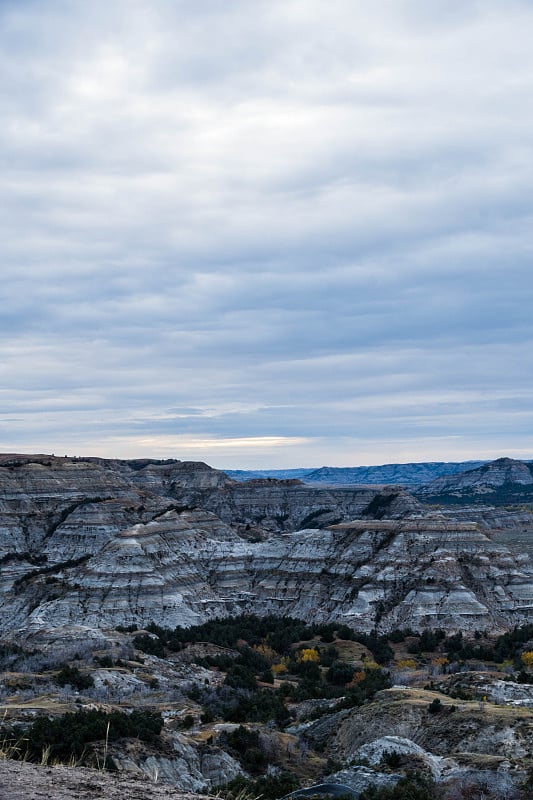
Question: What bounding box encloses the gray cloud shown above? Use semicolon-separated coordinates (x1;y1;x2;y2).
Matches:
1;0;533;466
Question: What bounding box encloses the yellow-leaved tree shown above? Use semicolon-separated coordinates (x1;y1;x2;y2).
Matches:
521;651;533;668
299;648;320;663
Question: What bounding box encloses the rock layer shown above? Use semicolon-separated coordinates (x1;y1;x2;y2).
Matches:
0;455;532;639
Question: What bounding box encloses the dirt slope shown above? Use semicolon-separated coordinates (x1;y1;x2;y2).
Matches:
0;759;212;800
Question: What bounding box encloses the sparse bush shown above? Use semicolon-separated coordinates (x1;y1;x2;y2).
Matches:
428;698;442;714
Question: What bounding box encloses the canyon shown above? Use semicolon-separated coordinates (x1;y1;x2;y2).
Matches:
0;454;532;642
1;453;533;800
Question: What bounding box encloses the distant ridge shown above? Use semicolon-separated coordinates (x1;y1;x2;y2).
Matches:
415;457;533;505
225;468;312;481
225;461;486;487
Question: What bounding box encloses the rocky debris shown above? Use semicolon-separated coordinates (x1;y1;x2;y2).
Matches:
110;733;243;792
0;758;215;800
415;457;533;505
91;667;148;695
331;736;525;796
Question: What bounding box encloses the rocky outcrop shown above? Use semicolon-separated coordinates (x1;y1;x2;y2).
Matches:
415;458;533;505
0;455;384;552
306;687;533;763
111;734;243;792
325;766;400;796
437;505;533;559
354;735;450;778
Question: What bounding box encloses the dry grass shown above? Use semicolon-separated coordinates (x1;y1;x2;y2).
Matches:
292;637;371;664
380;686;533;721
333;639;372;663
0;697;72;715
0;711;27;761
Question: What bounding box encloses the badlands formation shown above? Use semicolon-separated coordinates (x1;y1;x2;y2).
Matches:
2;454;533;800
0;454;532;642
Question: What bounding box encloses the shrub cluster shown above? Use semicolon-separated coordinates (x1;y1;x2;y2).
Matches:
55;664;94;691
2;708;163;765
222;725;267;774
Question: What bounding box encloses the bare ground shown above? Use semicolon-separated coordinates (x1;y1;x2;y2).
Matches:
0;759;212;800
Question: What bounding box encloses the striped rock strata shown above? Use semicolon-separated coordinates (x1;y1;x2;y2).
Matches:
1;455;532;640
2;509;532;639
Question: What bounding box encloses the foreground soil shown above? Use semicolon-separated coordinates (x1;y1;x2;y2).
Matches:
0;759;212;800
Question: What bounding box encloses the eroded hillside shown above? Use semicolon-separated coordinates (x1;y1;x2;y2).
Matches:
0;456;532;639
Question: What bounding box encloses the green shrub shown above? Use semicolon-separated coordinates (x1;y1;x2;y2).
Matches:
133;633;165;658
428;698;442;714
7;708;163;765
358;774;435;799
56;664;94;691
224;726;267;774
326;660;355;686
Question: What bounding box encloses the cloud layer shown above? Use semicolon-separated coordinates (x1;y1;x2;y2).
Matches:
2;0;533;467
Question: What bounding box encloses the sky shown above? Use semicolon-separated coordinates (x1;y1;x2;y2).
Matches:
2;0;533;469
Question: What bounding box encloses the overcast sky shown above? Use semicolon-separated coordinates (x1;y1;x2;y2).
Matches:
2;0;533;468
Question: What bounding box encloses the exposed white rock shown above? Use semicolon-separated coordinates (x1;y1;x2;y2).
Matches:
112;731;244;792
483;679;533;707
356;735;451;778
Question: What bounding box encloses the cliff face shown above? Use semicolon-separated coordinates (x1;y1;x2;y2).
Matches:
1;456;532;640
0;456;380;551
131;466;381;534
2;510;532;639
